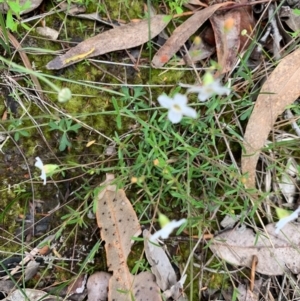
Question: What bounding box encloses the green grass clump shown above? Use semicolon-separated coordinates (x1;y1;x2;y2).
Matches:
1;1;300;299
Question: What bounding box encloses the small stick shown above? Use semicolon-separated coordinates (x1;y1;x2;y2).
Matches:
250;255;258;291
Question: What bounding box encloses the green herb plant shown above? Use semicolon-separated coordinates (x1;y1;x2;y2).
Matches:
8;118;30;141
48;118;82;151
0;0;31;32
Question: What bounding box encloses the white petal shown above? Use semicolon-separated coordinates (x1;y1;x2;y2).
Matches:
198;92;211;102
150;219;186;241
187;86;203;94
216;86;231;96
173;93;188;106
210;81;221;89
181;106;197;118
35;157;43;169
150;228;166;241
209;81;230;95
275;216;294;234
161;219;186;238
275;206;300;234
35;157;47;185
158;94;173;109
168;110;182;123
41;172;47;185
187;86;212;101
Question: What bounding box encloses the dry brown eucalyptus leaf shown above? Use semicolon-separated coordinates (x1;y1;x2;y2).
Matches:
210;11;240;73
241;47;300;188
96;175;141;296
152;2;233;68
210;4;254;74
96;175;161;300
47;15;170;70
210;223;300;275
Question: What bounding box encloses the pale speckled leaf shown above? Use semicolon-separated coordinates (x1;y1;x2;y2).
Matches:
96;175;161;301
3;289;67;301
87;272;111;301
96;175;140;300
131;272;162;301
210;223;300;275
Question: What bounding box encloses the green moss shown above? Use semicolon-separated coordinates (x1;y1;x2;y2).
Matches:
97;0;144;20
127;242;145;271
204;271;231;290
0;181;26;253
147;68;185;85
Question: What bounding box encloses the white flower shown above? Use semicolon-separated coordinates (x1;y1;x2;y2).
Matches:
275;206;300;234
158;93;197;124
150;219;186;242
35;157;46;185
187;80;230;102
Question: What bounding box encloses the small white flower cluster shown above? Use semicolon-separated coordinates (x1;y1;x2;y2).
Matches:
158;73;230;124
